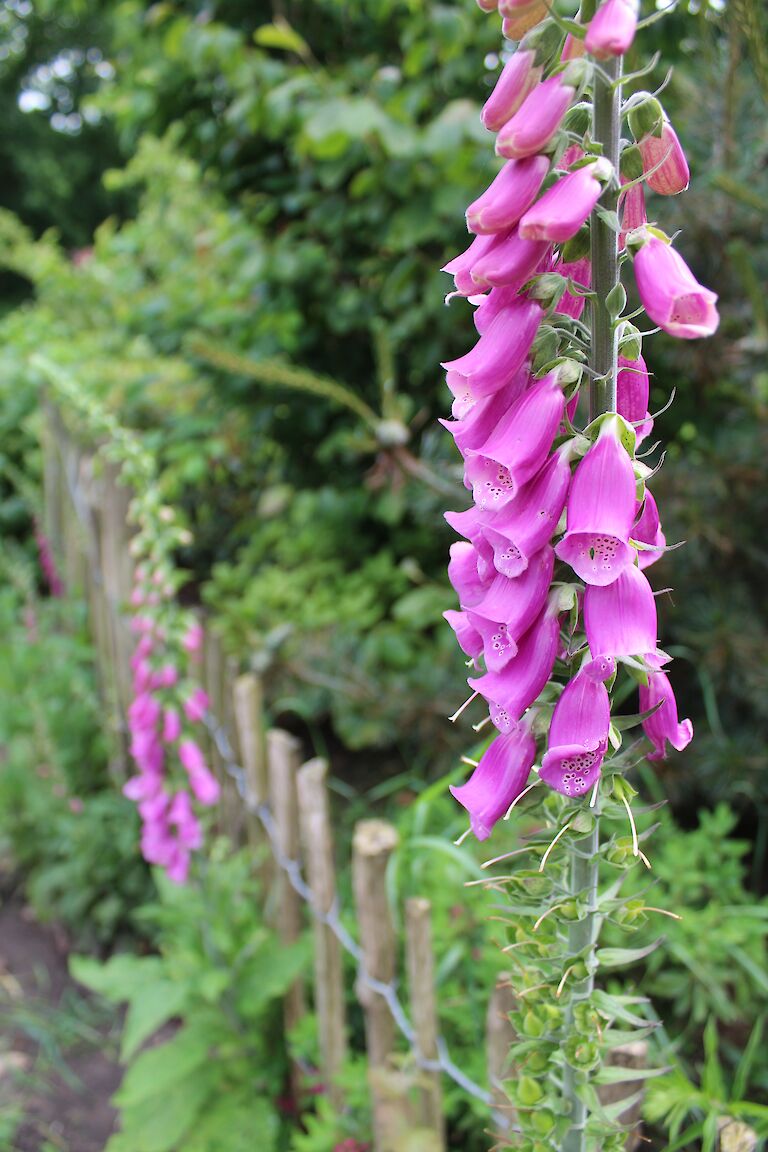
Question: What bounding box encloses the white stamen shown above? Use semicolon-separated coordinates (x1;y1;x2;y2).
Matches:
621;793;639;856
503;779;541;820
639;906;682;921
460;756;479;768
448;691;479;723
638;849;652;870
472;715;492;732
453;826;472;847
589;780;600;808
539;821;572;872
532;904;564;933
556;966;575;998
481;846;530;869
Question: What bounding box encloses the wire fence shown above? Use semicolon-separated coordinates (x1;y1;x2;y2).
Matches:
50;412;511;1133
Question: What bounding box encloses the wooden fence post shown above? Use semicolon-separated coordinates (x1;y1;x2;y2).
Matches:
352;820;410;1152
404;897;445;1150
267;728;306;1089
297;757;347;1107
486;975;517;1122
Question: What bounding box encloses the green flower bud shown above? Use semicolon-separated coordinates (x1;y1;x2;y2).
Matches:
531;1110;557;1137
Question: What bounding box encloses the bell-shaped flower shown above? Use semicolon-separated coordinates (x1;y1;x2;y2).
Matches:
632;235;719;340
555;419;637;585
617;355;653;444
467;546;555;670
450;720;537;840
540;670;610;797
469;600;560;733
183;687;210;723
638;117;690;195
162;707;181;744
440;382;521;457
639;670;693;760
443;231;503;296
482;51;542;133
447;541;490;608
471;229;551;291
480;445;572;577
464;373;565;512
519;162;607;244
633;490;666;569
583;563;659;660
496;74;576;160
443;299;544;405
466;155;551;234
585;0;639;59
443;609;484;661
168;790;204;852
562;33;587;61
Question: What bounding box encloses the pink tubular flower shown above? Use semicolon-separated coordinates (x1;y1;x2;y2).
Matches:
443;231;503;296
468;600;560;733
470;230;551;291
467;546;555;670
540;670;611;797
637;118;690;195
466;155;551;234
443;299;544;406
617;355;653;444
519;163;607;244
618;181;647;249
450;721;537;840
464;374;566;512
447;541;490;608
440;383;520;456
583;563;659;660
443;610;484;660
639;670;693;760
633;236;719;340
482;51;542;133
472;444;572;577
562;33;587;61
555;420;637;586
554;257;591;321
585;0;639;59
162;707;182;744
633;490;666;569
182;621;204;653
179;739;220;806
496;75;576;160
183;687;210;723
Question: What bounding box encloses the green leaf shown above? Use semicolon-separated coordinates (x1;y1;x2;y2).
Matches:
114;1027;211;1108
253;21;309;57
596;938;664;968
733;1016;765;1101
595;1063;670;1085
106;1076;213;1152
407;835;485;879
702;1018;726;1102
121;980;189;1062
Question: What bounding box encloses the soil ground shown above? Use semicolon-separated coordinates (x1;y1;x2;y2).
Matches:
0;891;121;1152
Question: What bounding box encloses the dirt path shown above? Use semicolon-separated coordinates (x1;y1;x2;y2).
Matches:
0;892;121;1152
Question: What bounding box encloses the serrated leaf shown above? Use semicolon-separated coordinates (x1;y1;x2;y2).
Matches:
596;938;664;969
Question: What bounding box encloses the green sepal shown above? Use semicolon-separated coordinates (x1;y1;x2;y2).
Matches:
627;94;664;141
611;700;664;732
582;411;636;456
617;321;642;361
562;225;591;263
605;281;627;320
619;143;645;181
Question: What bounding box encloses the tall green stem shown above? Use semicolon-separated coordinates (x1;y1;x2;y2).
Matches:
561;55;622;1152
